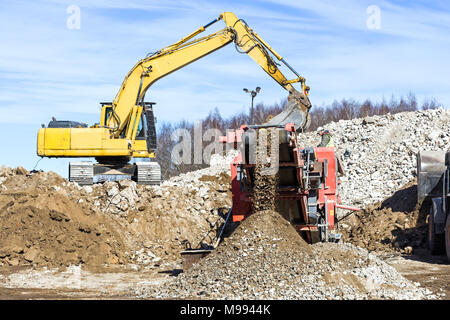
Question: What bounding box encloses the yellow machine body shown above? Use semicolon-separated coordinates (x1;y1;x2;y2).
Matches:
37;103;154;159
37;127;154;157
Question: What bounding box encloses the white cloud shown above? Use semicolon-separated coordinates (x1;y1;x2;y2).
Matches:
1;0;449;121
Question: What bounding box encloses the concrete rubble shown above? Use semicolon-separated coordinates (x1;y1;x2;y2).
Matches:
298;108;450;207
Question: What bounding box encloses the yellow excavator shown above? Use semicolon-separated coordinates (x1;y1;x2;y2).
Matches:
37;12;312;185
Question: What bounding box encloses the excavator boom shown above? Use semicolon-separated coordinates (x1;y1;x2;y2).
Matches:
109;12;311;133
220;12;312;130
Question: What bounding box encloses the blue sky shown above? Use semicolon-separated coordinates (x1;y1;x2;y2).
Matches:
1;0;450;177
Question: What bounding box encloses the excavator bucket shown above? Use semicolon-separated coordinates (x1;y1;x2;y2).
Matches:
263;92;311;131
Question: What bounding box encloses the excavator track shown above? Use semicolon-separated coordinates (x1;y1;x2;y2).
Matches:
135;162;161;185
68;161;161;185
69;162;94;186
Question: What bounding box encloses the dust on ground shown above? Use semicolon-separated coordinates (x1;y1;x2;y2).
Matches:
0;264;171;299
386;250;450;299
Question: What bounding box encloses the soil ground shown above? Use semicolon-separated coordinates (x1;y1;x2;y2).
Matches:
386;250;450;299
0;251;447;300
0;265;171;300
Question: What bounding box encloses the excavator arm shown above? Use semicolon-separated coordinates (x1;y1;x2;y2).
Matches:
220;11;312;123
109;12;312;135
37;12;313;185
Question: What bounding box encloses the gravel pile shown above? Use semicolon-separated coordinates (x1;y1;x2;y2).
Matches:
297;108;450;207
136;210;435;299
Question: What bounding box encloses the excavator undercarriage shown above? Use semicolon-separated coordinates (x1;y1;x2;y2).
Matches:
68;161;161;186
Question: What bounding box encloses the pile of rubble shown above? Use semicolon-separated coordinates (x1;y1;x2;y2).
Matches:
0;167;129;267
0;153;235;268
341;180;430;255
137;210;435;299
298;108;450;207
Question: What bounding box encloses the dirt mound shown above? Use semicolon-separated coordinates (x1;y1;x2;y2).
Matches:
198;172;230;185
141;210;313;299
224;209;311;252
0;164;233;268
0;177;128;268
341;179;429;255
139;210;432;299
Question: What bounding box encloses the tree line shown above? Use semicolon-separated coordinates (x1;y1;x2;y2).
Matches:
156;93;440;180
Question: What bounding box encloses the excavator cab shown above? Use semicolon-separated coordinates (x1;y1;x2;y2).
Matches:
136;102;158;152
99;102;157;153
100;103;113;127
